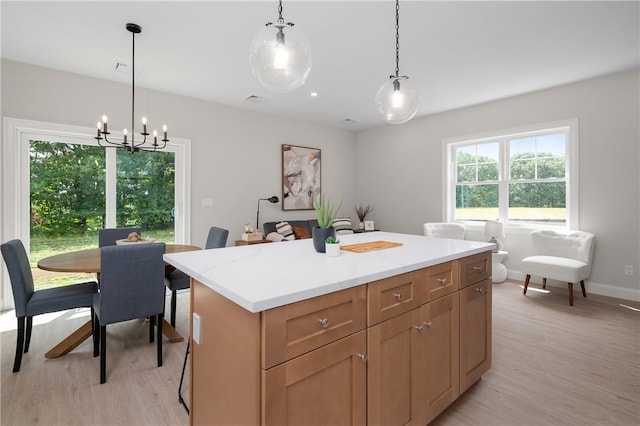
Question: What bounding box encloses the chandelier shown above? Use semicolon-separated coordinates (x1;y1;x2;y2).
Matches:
374;0;420;124
95;23;168;152
249;0;312;93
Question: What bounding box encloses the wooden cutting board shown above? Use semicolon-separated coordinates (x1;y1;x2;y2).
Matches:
340;241;403;253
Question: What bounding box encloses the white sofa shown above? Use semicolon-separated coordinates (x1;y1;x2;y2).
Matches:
423;222;465;239
521;230;595;306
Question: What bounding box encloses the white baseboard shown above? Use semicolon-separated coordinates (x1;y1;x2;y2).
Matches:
507;271;640;302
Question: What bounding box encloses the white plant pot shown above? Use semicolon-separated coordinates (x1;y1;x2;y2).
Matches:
325;243;341;257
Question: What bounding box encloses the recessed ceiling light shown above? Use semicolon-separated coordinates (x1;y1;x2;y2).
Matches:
310;92;318;97
342;119;358;125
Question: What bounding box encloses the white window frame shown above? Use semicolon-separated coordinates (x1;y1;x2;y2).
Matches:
1;117;191;310
443;118;578;233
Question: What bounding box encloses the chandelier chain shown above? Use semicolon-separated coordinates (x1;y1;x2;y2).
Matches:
395;0;400;78
277;0;284;23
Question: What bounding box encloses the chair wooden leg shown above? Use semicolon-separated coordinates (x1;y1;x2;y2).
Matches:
523;275;531;294
542;278;547;289
13;316;25;373
100;325;107;384
157;313;163;367
171;289;178;328
580;280;587;298
568;283;574;306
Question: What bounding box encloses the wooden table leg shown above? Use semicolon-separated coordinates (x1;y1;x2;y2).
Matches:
45;317;183;359
45;320;93;359
162;318;184;343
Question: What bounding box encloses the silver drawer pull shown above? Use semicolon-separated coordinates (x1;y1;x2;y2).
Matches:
437;278;447;284
474;287;485;294
393;293;403;301
472;266;482;271
357;353;368;363
423;321;433;328
415;325;424;332
319;318;330;328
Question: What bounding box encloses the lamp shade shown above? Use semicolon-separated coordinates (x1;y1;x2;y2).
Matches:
484;220;505;239
374;77;420;124
249;24;312;93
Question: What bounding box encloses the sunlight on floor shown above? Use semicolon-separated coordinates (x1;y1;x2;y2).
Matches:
0;307;91;332
619;304;640;312
518;285;550;294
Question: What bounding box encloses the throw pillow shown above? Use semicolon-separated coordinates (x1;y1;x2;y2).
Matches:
333;217;354;236
265;232;286;242
275;221;296;241
293;226;311;239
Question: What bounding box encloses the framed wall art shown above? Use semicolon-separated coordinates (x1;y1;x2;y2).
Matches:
282;144;321;210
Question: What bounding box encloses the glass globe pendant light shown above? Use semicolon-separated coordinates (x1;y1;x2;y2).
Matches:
375;0;419;124
250;0;312;93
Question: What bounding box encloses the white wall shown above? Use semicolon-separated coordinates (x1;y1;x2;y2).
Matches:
0;59;358;309
355;69;640;301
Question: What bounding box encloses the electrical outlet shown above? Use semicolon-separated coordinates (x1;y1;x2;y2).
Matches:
624;265;633;276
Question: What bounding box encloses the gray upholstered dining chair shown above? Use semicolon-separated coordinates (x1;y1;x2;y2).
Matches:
93;242;166;384
1;239;98;373
98;226;142;247
165;226;229;327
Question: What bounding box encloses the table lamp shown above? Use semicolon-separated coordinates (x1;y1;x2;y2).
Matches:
484;220;505;253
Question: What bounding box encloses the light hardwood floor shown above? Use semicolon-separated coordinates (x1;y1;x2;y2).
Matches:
1;281;639;425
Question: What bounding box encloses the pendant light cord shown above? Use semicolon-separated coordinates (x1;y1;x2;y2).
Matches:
131;28;136;147
395;0;400;79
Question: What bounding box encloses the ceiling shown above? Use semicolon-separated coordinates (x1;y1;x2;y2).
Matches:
2;1;638;131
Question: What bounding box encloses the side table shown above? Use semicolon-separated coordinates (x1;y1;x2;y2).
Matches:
492;250;508;283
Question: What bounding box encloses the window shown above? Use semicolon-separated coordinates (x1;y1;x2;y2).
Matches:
445;119;578;229
2;118;191;299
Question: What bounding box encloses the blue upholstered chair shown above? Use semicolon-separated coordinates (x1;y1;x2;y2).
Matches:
1;239;98;373
165;226;229;327
98;227;142;247
93;243;166;384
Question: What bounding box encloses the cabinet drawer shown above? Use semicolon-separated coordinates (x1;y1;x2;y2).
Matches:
459;251;491;288
368;269;423;325
262;286;366;369
422;261;458;303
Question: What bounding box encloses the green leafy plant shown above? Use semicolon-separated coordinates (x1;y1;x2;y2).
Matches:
313;193;344;229
325;236;339;244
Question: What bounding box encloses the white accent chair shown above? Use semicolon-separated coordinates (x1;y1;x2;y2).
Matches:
423;223;465;240
522;230;595;306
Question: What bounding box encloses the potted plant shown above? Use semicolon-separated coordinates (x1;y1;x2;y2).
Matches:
325;236;341;257
355;204;374;230
312;193;343;253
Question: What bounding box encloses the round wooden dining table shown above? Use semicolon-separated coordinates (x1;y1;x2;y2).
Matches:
38;243;200;273
37;243;200;358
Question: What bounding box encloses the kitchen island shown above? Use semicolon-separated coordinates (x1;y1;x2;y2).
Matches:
164;231;493;425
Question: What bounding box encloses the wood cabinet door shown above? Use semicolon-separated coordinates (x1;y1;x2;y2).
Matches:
459;278;492;393
418;293;460;424
367;308;424;426
263;331;367;426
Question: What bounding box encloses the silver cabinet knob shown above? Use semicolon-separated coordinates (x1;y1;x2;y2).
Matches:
472;266;482;271
357;353;368;362
415;325;424;332
474;287;485;294
319;318;330;328
423;321;433;328
393;293;403;301
437;277;447;284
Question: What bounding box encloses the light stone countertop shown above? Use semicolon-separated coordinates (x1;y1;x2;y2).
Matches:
163;231;493;313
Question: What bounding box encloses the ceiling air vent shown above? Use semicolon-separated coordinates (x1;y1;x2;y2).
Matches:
244;95;268;104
